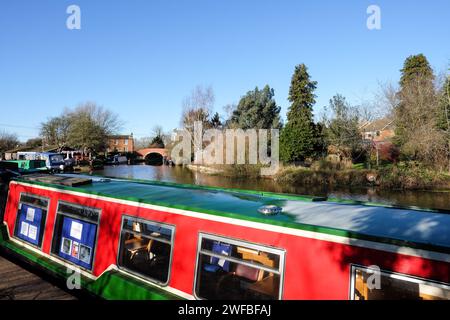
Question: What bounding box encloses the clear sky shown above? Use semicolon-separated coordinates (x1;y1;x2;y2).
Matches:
0;0;449;141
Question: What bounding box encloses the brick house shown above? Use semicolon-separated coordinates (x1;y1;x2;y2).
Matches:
360;118;395;142
359;118;399;163
106;134;134;153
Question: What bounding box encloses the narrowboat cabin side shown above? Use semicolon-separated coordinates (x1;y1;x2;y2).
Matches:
1;160;48;174
1;174;450;300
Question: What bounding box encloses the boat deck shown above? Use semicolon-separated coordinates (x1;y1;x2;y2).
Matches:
0;253;77;300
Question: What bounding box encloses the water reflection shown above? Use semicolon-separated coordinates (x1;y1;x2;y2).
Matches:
95;164;450;211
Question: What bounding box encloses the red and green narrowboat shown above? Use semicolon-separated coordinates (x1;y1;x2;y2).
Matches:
1;173;449;300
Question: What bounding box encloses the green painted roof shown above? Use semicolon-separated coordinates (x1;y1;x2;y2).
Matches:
16;174;450;254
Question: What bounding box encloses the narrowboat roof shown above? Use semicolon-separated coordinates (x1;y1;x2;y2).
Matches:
14;174;450;254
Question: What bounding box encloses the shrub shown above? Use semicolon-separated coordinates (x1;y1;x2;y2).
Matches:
378;164;450;190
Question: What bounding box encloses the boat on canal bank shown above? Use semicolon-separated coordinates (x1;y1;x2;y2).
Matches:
1;173;449;300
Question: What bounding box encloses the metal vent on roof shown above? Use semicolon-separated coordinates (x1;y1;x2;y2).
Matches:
258;205;282;216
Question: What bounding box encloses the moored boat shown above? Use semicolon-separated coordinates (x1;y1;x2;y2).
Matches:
1;173;449;300
1;160;48;174
16;152;66;172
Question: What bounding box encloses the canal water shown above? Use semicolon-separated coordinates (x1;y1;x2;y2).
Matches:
95;164;450;211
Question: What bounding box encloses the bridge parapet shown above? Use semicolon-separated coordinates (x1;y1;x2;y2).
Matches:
136;148;169;159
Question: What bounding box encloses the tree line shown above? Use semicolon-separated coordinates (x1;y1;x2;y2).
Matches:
0;103;123;157
179;55;450;171
1;54;448;172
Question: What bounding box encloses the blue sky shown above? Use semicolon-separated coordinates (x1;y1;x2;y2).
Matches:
0;0;449;141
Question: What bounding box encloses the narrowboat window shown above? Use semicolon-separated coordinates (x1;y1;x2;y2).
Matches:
51;201;100;271
14;193;49;248
351;265;450;300
117;217;174;285
194;234;285;300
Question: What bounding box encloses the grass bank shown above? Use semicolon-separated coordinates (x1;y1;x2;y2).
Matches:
185;160;450;191
187;164;263;179
376;165;450;190
275;166;370;187
275;164;450;190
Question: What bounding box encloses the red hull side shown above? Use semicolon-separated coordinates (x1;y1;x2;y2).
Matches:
3;182;450;299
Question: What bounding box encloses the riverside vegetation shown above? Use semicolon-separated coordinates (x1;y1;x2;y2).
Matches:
1;55;449;192
188;161;450;191
275;162;450;191
179;54;450;191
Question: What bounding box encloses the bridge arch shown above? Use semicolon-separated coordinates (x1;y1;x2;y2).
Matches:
137;148;169;166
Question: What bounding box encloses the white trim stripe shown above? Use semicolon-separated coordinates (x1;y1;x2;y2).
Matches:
10;181;450;263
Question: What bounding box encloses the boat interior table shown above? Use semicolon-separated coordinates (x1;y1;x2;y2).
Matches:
125;240;149;256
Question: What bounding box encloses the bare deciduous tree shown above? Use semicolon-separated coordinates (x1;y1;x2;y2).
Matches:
373;81;400;119
40;115;70;150
179;86;215;158
134;126;171;150
322;94;365;161
439;74;450;171
134;137;152;150
73;102;123;135
223;103;237;125
0;130;20;154
40;102;123;154
151;125;164;139
180;85;215;131
392;77;448;168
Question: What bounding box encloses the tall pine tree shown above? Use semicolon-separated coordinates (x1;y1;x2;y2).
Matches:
280;64;318;162
399;54;434;87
